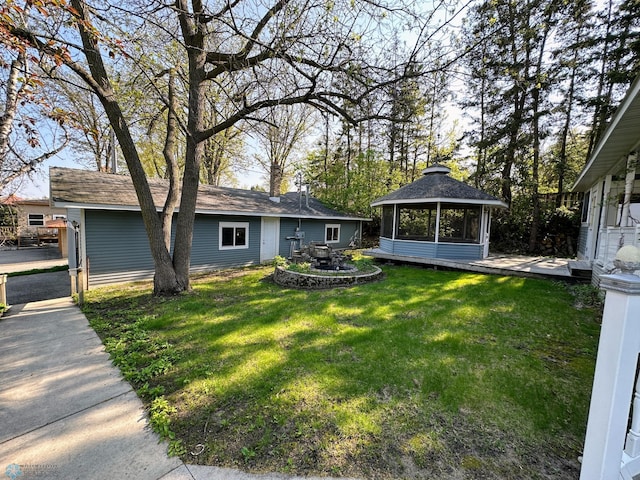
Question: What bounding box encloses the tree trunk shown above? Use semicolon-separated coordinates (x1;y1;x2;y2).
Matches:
529;7;553;252
269;162;283;197
172;2;208;291
161;69;180;251
70;0;181;296
0;51;25;166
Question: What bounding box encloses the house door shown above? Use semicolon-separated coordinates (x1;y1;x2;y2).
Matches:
260;217;280;263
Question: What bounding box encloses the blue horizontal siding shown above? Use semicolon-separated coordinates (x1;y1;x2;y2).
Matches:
279;218;300;257
378;238;482;260
85;211;155;274
85;210;359;284
85;211;261;277
379;237;394;252
191;215;261;269
393;240;437;257
435;242;483;260
279;218;360;257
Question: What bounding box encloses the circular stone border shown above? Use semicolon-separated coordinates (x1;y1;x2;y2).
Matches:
272;265;383;289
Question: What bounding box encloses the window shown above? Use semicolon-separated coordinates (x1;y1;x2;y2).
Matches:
325;224;340;243
580;192;590;223
28;213;45;227
219;222;249;249
53;214;67;220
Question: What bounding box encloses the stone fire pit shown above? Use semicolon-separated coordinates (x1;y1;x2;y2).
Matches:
273;264;383;289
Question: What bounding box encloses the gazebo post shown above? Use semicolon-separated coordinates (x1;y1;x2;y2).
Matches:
392;205;397;241
434;203;441;243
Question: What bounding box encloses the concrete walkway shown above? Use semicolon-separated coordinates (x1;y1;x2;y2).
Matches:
0;298;355;480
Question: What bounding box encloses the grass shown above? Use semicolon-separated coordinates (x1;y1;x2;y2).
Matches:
7;264;68;277
82;264;601;479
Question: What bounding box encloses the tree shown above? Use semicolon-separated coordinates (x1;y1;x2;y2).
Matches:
0;3;70;191
253;104;313;197
551;0;592;206
584;0;640;158
4;0;443;295
54;76;115;172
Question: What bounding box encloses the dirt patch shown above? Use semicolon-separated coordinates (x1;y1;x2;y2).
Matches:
176;400;581;479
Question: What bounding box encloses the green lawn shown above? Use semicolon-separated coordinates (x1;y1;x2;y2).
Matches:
82;264;601;479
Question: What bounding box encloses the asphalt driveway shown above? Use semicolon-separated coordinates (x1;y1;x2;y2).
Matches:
0;246;70;305
7;270;71;305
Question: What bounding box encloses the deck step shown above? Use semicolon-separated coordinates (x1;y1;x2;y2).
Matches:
568;260;592;278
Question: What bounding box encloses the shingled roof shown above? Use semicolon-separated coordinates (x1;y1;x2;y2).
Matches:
50;167;368;220
370;165;507;207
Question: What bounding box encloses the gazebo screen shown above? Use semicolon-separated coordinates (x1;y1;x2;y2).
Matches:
381;205;394;238
438;204;480;243
387;203;481;243
396;204;436;241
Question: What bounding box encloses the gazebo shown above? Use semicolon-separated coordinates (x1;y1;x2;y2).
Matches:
370;164;507;260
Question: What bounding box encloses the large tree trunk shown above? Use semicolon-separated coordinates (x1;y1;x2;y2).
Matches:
172;1;208;291
71;0;181;295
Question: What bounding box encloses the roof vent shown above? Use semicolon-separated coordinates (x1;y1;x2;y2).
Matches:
269;196;281;203
422;163;451;176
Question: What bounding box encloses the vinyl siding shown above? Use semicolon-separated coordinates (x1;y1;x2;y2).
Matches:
85;210;261;286
278;218;360;257
392;240;438;258
85;210;155;276
279;218;301;257
435;242;483;260
578;224;589;257
379;238;483;260
191;215;261;270
84;210;358;285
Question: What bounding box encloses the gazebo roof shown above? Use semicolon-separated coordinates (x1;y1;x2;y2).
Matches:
370;164;507;208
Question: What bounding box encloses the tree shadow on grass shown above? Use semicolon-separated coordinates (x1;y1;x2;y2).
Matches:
83;265;599;479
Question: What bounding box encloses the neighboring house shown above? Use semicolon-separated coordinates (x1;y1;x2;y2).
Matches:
0;194;67;246
49;167;367;287
367;164;507;261
572;75;640;285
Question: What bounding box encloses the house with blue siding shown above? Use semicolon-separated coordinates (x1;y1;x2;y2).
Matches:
367;164;507;262
49;167;367;286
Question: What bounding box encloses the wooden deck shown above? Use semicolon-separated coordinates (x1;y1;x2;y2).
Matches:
364;249;591;282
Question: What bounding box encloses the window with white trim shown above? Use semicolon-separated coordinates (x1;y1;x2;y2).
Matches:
219;222;249;249
325;224;340;243
28;213;45;227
